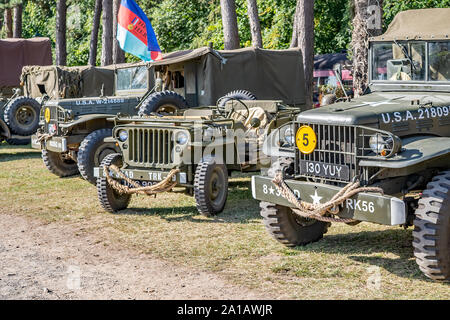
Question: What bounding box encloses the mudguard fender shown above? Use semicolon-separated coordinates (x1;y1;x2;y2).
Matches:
359;135;450;169
59;114;111;130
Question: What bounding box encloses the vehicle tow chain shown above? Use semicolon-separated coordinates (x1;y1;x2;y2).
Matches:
104;164;180;196
271;173;384;223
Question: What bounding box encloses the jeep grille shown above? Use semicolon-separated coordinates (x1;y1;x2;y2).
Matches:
126;128;175;167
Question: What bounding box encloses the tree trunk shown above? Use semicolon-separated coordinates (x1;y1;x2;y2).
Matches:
89;0;102;66
101;0;113;66
4;8;13;38
246;0;262;48
13;4;22;38
113;0;125;64
290;0;315;108
56;0;67;65
351;0;383;97
220;0;240;50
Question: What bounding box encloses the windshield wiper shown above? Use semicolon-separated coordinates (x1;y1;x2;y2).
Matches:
393;40;416;71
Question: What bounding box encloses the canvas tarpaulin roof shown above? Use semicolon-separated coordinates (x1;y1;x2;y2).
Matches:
150;47;305;106
371;8;450;41
0;37;52;88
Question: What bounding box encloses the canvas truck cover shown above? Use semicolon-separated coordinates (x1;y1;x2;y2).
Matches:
21;65;87;99
150;47;306;106
0;37;52;88
80;65;116;97
371;8;450;41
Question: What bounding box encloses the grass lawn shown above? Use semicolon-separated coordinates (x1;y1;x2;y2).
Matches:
0;143;449;299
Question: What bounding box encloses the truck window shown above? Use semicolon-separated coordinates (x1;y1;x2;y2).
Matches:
116;66;148;91
429;42;450;81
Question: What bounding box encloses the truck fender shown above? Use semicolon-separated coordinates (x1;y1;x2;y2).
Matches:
0;118;11;139
59;114;111;130
359;135;450;169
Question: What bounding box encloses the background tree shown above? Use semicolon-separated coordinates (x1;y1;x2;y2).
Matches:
89;0;102;66
55;0;66;65
290;0;315;107
112;0;125;64
3;6;12;38
101;0;113;66
12;0;22;38
351;0;383;97
220;0;240;49
246;0;262;48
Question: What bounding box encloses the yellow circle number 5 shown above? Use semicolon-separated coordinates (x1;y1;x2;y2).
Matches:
296;126;317;154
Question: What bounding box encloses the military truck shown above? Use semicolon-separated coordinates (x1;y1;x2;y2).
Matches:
31;62;151;184
93;47;306;215
0;38;52;144
251;8;450;281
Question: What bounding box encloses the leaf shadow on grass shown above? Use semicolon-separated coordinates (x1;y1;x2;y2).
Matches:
287;228;440;282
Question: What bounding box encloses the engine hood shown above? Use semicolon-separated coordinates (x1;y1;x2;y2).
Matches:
298;91;450;137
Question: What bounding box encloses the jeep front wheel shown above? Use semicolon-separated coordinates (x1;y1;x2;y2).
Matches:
260;158;329;246
97;153;131;213
77;129;120;185
42;149;79;177
194;157;228;217
413;170;450;281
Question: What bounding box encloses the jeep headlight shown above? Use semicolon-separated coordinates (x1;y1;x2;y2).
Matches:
118;130;128;142
176;131;188;145
369;133;392;156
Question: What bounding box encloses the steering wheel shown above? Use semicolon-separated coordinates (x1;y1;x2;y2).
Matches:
216;97;250;122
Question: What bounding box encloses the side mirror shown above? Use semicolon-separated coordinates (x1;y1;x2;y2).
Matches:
250;117;261;128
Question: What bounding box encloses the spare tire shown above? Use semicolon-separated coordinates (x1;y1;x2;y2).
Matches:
138;91;188;117
217;90;257;109
4;96;41;136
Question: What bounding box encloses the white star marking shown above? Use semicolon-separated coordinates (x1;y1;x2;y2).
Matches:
361;100;398;107
310;190;323;205
269;186;275;195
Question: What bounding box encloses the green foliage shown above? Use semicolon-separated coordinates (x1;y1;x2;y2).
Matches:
2;0;450;66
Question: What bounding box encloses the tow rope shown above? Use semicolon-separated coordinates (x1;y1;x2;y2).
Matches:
104;164;180;196
271;173;384;223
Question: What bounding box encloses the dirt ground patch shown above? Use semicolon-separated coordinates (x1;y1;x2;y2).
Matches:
0;213;265;300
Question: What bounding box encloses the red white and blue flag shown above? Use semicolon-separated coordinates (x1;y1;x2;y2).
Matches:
117;0;162;62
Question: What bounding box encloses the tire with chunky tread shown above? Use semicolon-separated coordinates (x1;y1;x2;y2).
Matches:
217;90;257;108
4;96;41;136
138;91;188;117
194;157;228;217
77;129;120;185
413;170;450;281
97;153;131;213
42;149;78;177
260;158;330;247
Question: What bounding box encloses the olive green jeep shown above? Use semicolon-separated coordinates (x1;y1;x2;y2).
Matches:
252;8;450;281
94;99;301;216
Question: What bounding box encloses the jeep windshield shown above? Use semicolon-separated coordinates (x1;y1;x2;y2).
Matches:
371;41;450;82
116;66;148;93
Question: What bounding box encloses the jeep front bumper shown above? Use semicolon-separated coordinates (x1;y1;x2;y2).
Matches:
251;176;406;226
94;166;189;186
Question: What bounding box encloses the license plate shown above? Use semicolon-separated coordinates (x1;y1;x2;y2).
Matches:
299;160;350;181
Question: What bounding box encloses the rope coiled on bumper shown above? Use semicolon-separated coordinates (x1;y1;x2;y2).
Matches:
271;173;384;223
104;164;180;196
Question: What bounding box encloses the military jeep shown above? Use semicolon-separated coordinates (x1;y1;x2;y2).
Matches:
251;8;450;281
94;99;302;216
31;63;154;184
